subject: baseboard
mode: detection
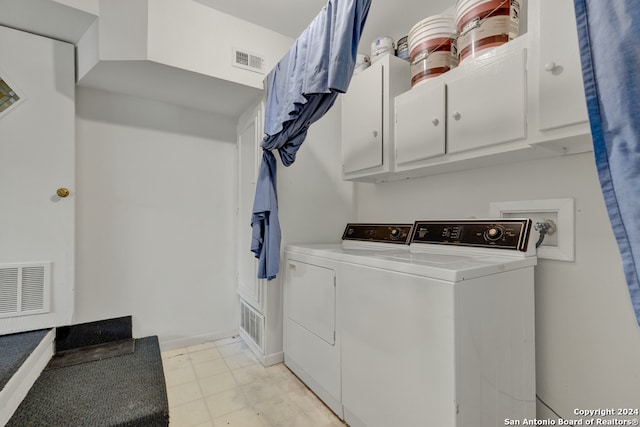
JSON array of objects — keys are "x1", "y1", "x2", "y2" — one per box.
[
  {"x1": 159, "y1": 329, "x2": 239, "y2": 352},
  {"x1": 237, "y1": 330, "x2": 283, "y2": 367},
  {"x1": 0, "y1": 329, "x2": 55, "y2": 426},
  {"x1": 261, "y1": 351, "x2": 284, "y2": 367},
  {"x1": 343, "y1": 407, "x2": 367, "y2": 427}
]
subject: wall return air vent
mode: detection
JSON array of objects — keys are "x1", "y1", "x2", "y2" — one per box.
[
  {"x1": 232, "y1": 48, "x2": 265, "y2": 74},
  {"x1": 239, "y1": 298, "x2": 265, "y2": 353},
  {"x1": 0, "y1": 262, "x2": 51, "y2": 318}
]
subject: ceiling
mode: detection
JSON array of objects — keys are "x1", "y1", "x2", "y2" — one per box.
[
  {"x1": 0, "y1": 0, "x2": 456, "y2": 53},
  {"x1": 0, "y1": 0, "x2": 96, "y2": 44},
  {"x1": 0, "y1": 0, "x2": 458, "y2": 63},
  {"x1": 0, "y1": 0, "x2": 456, "y2": 117},
  {"x1": 195, "y1": 0, "x2": 455, "y2": 52}
]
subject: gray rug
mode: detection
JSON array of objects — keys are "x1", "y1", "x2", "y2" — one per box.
[
  {"x1": 0, "y1": 329, "x2": 49, "y2": 392},
  {"x1": 8, "y1": 336, "x2": 169, "y2": 427}
]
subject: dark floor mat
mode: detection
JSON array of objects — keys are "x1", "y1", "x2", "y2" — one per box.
[
  {"x1": 0, "y1": 329, "x2": 49, "y2": 392},
  {"x1": 8, "y1": 336, "x2": 169, "y2": 427},
  {"x1": 46, "y1": 338, "x2": 135, "y2": 370}
]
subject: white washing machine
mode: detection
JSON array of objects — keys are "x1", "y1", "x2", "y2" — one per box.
[
  {"x1": 339, "y1": 219, "x2": 537, "y2": 427},
  {"x1": 283, "y1": 223, "x2": 413, "y2": 418}
]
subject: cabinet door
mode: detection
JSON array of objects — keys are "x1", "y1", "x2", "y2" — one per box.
[
  {"x1": 395, "y1": 81, "x2": 446, "y2": 167},
  {"x1": 538, "y1": 0, "x2": 588, "y2": 130},
  {"x1": 237, "y1": 104, "x2": 263, "y2": 309},
  {"x1": 342, "y1": 60, "x2": 383, "y2": 174},
  {"x1": 447, "y1": 48, "x2": 527, "y2": 154}
]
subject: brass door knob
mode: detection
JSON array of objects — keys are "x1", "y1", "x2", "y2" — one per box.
[{"x1": 56, "y1": 188, "x2": 70, "y2": 198}]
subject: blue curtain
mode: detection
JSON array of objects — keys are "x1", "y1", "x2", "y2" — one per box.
[
  {"x1": 574, "y1": 0, "x2": 640, "y2": 324},
  {"x1": 251, "y1": 0, "x2": 372, "y2": 280}
]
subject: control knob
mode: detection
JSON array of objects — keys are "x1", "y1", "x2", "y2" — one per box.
[
  {"x1": 484, "y1": 226, "x2": 504, "y2": 242},
  {"x1": 389, "y1": 228, "x2": 402, "y2": 240}
]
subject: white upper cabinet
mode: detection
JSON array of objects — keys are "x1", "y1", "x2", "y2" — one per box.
[
  {"x1": 536, "y1": 0, "x2": 588, "y2": 132},
  {"x1": 342, "y1": 59, "x2": 384, "y2": 175},
  {"x1": 527, "y1": 0, "x2": 592, "y2": 154},
  {"x1": 341, "y1": 54, "x2": 410, "y2": 181},
  {"x1": 341, "y1": 0, "x2": 593, "y2": 182},
  {"x1": 447, "y1": 46, "x2": 527, "y2": 154},
  {"x1": 394, "y1": 80, "x2": 446, "y2": 167},
  {"x1": 393, "y1": 40, "x2": 532, "y2": 176}
]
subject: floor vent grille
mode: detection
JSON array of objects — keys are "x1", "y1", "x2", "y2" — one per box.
[
  {"x1": 239, "y1": 299, "x2": 264, "y2": 353},
  {"x1": 0, "y1": 262, "x2": 50, "y2": 318}
]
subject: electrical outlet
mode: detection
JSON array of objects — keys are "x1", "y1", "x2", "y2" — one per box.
[{"x1": 490, "y1": 199, "x2": 574, "y2": 261}]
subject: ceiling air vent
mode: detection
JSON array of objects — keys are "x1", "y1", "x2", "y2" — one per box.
[{"x1": 233, "y1": 48, "x2": 265, "y2": 74}]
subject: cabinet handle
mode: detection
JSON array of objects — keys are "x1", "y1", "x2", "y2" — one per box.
[
  {"x1": 432, "y1": 118, "x2": 439, "y2": 126},
  {"x1": 372, "y1": 130, "x2": 379, "y2": 138},
  {"x1": 452, "y1": 112, "x2": 461, "y2": 121},
  {"x1": 544, "y1": 62, "x2": 557, "y2": 72}
]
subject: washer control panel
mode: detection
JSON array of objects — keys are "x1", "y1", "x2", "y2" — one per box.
[
  {"x1": 411, "y1": 219, "x2": 532, "y2": 251},
  {"x1": 342, "y1": 223, "x2": 414, "y2": 244}
]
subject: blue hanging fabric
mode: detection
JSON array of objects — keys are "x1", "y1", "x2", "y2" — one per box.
[
  {"x1": 250, "y1": 0, "x2": 372, "y2": 280},
  {"x1": 574, "y1": 0, "x2": 640, "y2": 324}
]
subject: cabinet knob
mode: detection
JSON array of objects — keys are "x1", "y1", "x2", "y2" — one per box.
[
  {"x1": 372, "y1": 130, "x2": 379, "y2": 138},
  {"x1": 544, "y1": 62, "x2": 557, "y2": 72},
  {"x1": 432, "y1": 118, "x2": 439, "y2": 126},
  {"x1": 452, "y1": 112, "x2": 461, "y2": 121}
]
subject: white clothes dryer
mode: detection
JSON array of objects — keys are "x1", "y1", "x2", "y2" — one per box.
[{"x1": 283, "y1": 224, "x2": 413, "y2": 418}]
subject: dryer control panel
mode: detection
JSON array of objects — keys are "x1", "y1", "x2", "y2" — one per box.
[
  {"x1": 411, "y1": 219, "x2": 532, "y2": 251},
  {"x1": 342, "y1": 223, "x2": 413, "y2": 244}
]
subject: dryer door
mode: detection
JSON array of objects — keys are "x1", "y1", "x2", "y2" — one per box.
[
  {"x1": 283, "y1": 255, "x2": 343, "y2": 418},
  {"x1": 286, "y1": 260, "x2": 335, "y2": 345}
]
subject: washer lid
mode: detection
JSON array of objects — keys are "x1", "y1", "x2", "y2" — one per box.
[
  {"x1": 371, "y1": 248, "x2": 537, "y2": 282},
  {"x1": 284, "y1": 243, "x2": 408, "y2": 263}
]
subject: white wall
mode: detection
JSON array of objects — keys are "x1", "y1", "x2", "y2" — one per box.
[
  {"x1": 354, "y1": 152, "x2": 640, "y2": 415},
  {"x1": 53, "y1": 0, "x2": 99, "y2": 16},
  {"x1": 75, "y1": 87, "x2": 239, "y2": 349},
  {"x1": 278, "y1": 102, "x2": 356, "y2": 246},
  {"x1": 147, "y1": 0, "x2": 293, "y2": 89}
]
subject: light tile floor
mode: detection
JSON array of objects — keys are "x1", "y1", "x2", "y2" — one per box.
[{"x1": 162, "y1": 336, "x2": 347, "y2": 427}]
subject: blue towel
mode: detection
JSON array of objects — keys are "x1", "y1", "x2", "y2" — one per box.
[
  {"x1": 251, "y1": 0, "x2": 372, "y2": 280},
  {"x1": 574, "y1": 0, "x2": 640, "y2": 324}
]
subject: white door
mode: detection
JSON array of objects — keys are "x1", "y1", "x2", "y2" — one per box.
[
  {"x1": 237, "y1": 101, "x2": 263, "y2": 310},
  {"x1": 0, "y1": 26, "x2": 75, "y2": 334}
]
